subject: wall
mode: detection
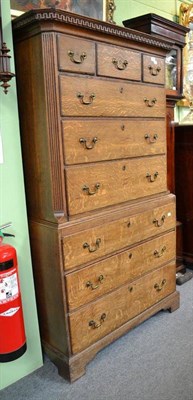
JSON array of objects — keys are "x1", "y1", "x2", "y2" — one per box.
[
  {"x1": 115, "y1": 0, "x2": 193, "y2": 25},
  {"x1": 115, "y1": 0, "x2": 176, "y2": 26},
  {"x1": 0, "y1": 0, "x2": 43, "y2": 390}
]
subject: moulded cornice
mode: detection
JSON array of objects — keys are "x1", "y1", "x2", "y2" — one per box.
[{"x1": 12, "y1": 8, "x2": 173, "y2": 51}]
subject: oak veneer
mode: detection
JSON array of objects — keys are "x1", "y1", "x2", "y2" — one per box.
[
  {"x1": 62, "y1": 200, "x2": 176, "y2": 270},
  {"x1": 66, "y1": 231, "x2": 175, "y2": 310},
  {"x1": 60, "y1": 75, "x2": 166, "y2": 117},
  {"x1": 65, "y1": 155, "x2": 167, "y2": 215},
  {"x1": 62, "y1": 119, "x2": 166, "y2": 164},
  {"x1": 69, "y1": 262, "x2": 176, "y2": 354},
  {"x1": 12, "y1": 9, "x2": 179, "y2": 382}
]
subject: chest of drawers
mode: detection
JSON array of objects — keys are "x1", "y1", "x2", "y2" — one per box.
[{"x1": 13, "y1": 9, "x2": 179, "y2": 382}]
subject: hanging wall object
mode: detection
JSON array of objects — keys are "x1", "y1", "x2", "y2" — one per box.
[
  {"x1": 10, "y1": 0, "x2": 116, "y2": 23},
  {"x1": 0, "y1": 4, "x2": 15, "y2": 94},
  {"x1": 178, "y1": 2, "x2": 193, "y2": 117}
]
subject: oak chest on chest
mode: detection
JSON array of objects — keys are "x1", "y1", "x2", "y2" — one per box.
[{"x1": 13, "y1": 9, "x2": 179, "y2": 382}]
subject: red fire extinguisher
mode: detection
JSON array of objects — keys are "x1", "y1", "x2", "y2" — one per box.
[{"x1": 0, "y1": 222, "x2": 27, "y2": 362}]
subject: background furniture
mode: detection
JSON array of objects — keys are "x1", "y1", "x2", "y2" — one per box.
[
  {"x1": 123, "y1": 13, "x2": 189, "y2": 272},
  {"x1": 13, "y1": 9, "x2": 179, "y2": 382},
  {"x1": 175, "y1": 123, "x2": 193, "y2": 268}
]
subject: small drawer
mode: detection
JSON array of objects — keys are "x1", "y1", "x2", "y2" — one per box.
[
  {"x1": 143, "y1": 55, "x2": 165, "y2": 85},
  {"x1": 69, "y1": 262, "x2": 176, "y2": 353},
  {"x1": 62, "y1": 119, "x2": 166, "y2": 165},
  {"x1": 66, "y1": 231, "x2": 176, "y2": 311},
  {"x1": 62, "y1": 200, "x2": 176, "y2": 270},
  {"x1": 57, "y1": 34, "x2": 95, "y2": 74},
  {"x1": 97, "y1": 43, "x2": 141, "y2": 81},
  {"x1": 65, "y1": 155, "x2": 167, "y2": 215},
  {"x1": 60, "y1": 75, "x2": 166, "y2": 117}
]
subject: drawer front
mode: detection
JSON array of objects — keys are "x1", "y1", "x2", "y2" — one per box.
[
  {"x1": 143, "y1": 55, "x2": 165, "y2": 85},
  {"x1": 97, "y1": 43, "x2": 141, "y2": 81},
  {"x1": 66, "y1": 231, "x2": 176, "y2": 310},
  {"x1": 65, "y1": 155, "x2": 167, "y2": 215},
  {"x1": 62, "y1": 119, "x2": 166, "y2": 165},
  {"x1": 57, "y1": 34, "x2": 95, "y2": 74},
  {"x1": 69, "y1": 263, "x2": 176, "y2": 353},
  {"x1": 62, "y1": 201, "x2": 176, "y2": 270},
  {"x1": 60, "y1": 75, "x2": 166, "y2": 117}
]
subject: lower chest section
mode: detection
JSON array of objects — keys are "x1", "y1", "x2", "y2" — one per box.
[
  {"x1": 68, "y1": 262, "x2": 176, "y2": 354},
  {"x1": 61, "y1": 196, "x2": 176, "y2": 354}
]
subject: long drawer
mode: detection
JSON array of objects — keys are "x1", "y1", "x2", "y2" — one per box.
[
  {"x1": 65, "y1": 155, "x2": 167, "y2": 215},
  {"x1": 69, "y1": 262, "x2": 176, "y2": 353},
  {"x1": 62, "y1": 119, "x2": 166, "y2": 164},
  {"x1": 66, "y1": 231, "x2": 175, "y2": 311},
  {"x1": 62, "y1": 200, "x2": 176, "y2": 270},
  {"x1": 60, "y1": 75, "x2": 166, "y2": 117}
]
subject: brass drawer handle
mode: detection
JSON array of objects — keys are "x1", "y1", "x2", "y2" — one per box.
[
  {"x1": 153, "y1": 215, "x2": 166, "y2": 227},
  {"x1": 154, "y1": 279, "x2": 166, "y2": 292},
  {"x1": 154, "y1": 246, "x2": 166, "y2": 258},
  {"x1": 144, "y1": 133, "x2": 158, "y2": 143},
  {"x1": 146, "y1": 172, "x2": 158, "y2": 182},
  {"x1": 144, "y1": 97, "x2": 157, "y2": 107},
  {"x1": 83, "y1": 238, "x2": 101, "y2": 253},
  {"x1": 82, "y1": 183, "x2": 100, "y2": 196},
  {"x1": 86, "y1": 274, "x2": 104, "y2": 290},
  {"x1": 89, "y1": 313, "x2": 106, "y2": 329},
  {"x1": 68, "y1": 50, "x2": 87, "y2": 64},
  {"x1": 112, "y1": 58, "x2": 128, "y2": 70},
  {"x1": 79, "y1": 137, "x2": 98, "y2": 150},
  {"x1": 77, "y1": 92, "x2": 95, "y2": 105},
  {"x1": 148, "y1": 65, "x2": 161, "y2": 76}
]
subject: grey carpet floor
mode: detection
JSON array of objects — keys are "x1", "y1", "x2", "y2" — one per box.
[{"x1": 1, "y1": 277, "x2": 193, "y2": 400}]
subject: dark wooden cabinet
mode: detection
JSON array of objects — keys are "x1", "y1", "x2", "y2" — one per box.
[{"x1": 175, "y1": 124, "x2": 193, "y2": 267}]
